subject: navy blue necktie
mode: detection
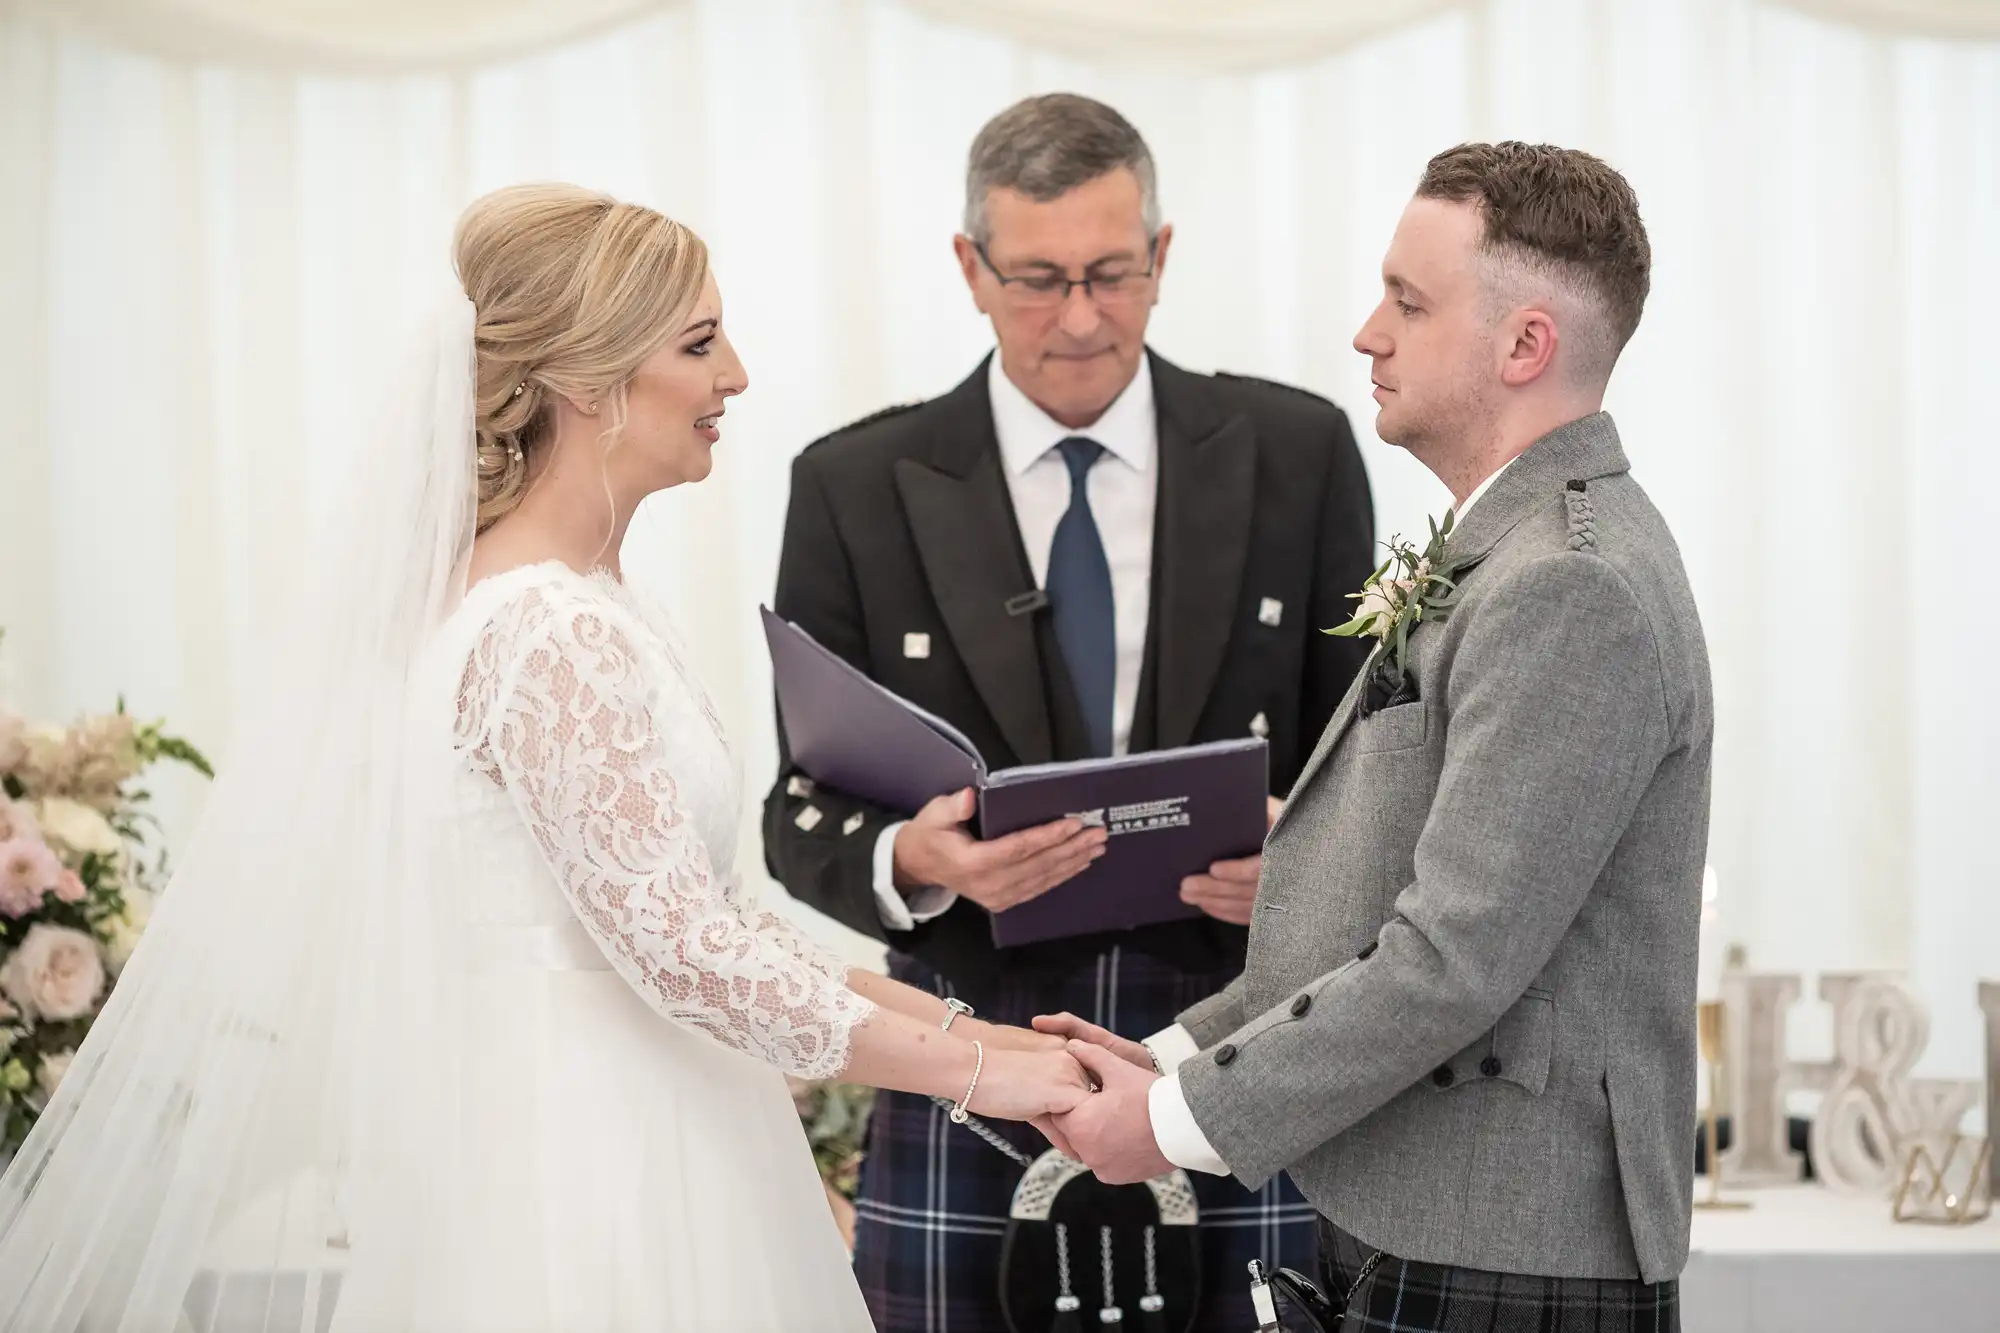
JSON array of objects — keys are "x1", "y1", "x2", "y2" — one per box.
[{"x1": 1047, "y1": 437, "x2": 1115, "y2": 758}]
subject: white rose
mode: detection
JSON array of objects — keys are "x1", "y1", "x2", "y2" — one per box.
[
  {"x1": 102, "y1": 887, "x2": 154, "y2": 973},
  {"x1": 0, "y1": 924, "x2": 107, "y2": 1021},
  {"x1": 33, "y1": 797, "x2": 122, "y2": 859},
  {"x1": 1355, "y1": 587, "x2": 1398, "y2": 637},
  {"x1": 35, "y1": 1050, "x2": 73, "y2": 1099}
]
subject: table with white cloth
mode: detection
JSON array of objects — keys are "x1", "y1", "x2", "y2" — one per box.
[{"x1": 1681, "y1": 1182, "x2": 2000, "y2": 1332}]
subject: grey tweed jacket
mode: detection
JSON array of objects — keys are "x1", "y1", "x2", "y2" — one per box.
[{"x1": 1176, "y1": 413, "x2": 1711, "y2": 1284}]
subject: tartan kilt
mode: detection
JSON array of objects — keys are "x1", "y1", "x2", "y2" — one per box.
[
  {"x1": 852, "y1": 948, "x2": 1318, "y2": 1333},
  {"x1": 1318, "y1": 1219, "x2": 1681, "y2": 1333}
]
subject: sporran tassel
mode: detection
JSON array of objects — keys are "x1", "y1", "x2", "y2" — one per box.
[
  {"x1": 1138, "y1": 1225, "x2": 1167, "y2": 1333},
  {"x1": 1099, "y1": 1224, "x2": 1123, "y2": 1325},
  {"x1": 1051, "y1": 1222, "x2": 1084, "y2": 1333}
]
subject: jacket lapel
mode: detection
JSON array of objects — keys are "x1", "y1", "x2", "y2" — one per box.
[
  {"x1": 1269, "y1": 413, "x2": 1633, "y2": 836},
  {"x1": 1149, "y1": 354, "x2": 1257, "y2": 751},
  {"x1": 1267, "y1": 652, "x2": 1373, "y2": 838},
  {"x1": 894, "y1": 361, "x2": 1053, "y2": 766}
]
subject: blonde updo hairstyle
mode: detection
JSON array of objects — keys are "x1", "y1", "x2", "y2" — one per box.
[{"x1": 453, "y1": 184, "x2": 710, "y2": 531}]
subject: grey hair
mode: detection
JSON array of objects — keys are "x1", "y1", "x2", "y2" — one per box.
[{"x1": 963, "y1": 93, "x2": 1161, "y2": 245}]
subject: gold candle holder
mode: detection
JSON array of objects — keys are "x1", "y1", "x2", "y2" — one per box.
[
  {"x1": 1695, "y1": 999, "x2": 1752, "y2": 1210},
  {"x1": 1893, "y1": 1135, "x2": 1993, "y2": 1226}
]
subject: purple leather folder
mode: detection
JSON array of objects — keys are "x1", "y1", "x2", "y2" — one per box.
[{"x1": 763, "y1": 608, "x2": 1269, "y2": 947}]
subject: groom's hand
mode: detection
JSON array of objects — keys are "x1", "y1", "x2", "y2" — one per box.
[
  {"x1": 1050, "y1": 1041, "x2": 1174, "y2": 1186},
  {"x1": 1179, "y1": 796, "x2": 1282, "y2": 926},
  {"x1": 1031, "y1": 1013, "x2": 1154, "y2": 1072}
]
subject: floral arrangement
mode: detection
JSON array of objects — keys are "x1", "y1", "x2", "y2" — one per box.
[
  {"x1": 0, "y1": 634, "x2": 210, "y2": 1154},
  {"x1": 1326, "y1": 510, "x2": 1465, "y2": 708}
]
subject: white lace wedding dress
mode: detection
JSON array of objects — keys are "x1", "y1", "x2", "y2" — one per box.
[
  {"x1": 0, "y1": 297, "x2": 878, "y2": 1332},
  {"x1": 407, "y1": 559, "x2": 878, "y2": 1330}
]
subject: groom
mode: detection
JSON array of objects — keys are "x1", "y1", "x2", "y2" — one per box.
[{"x1": 1042, "y1": 142, "x2": 1710, "y2": 1331}]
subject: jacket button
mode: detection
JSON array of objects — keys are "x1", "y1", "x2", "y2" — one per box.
[
  {"x1": 1431, "y1": 1065, "x2": 1455, "y2": 1088},
  {"x1": 1480, "y1": 1056, "x2": 1504, "y2": 1078},
  {"x1": 1215, "y1": 1044, "x2": 1238, "y2": 1067},
  {"x1": 1291, "y1": 994, "x2": 1312, "y2": 1018},
  {"x1": 1357, "y1": 942, "x2": 1378, "y2": 961}
]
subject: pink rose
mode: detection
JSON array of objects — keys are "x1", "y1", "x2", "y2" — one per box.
[
  {"x1": 0, "y1": 837, "x2": 62, "y2": 918},
  {"x1": 0, "y1": 924, "x2": 106, "y2": 1021},
  {"x1": 0, "y1": 797, "x2": 38, "y2": 844},
  {"x1": 54, "y1": 869, "x2": 88, "y2": 904}
]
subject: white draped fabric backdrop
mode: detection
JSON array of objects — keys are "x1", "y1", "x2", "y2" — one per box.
[{"x1": 1, "y1": 0, "x2": 1996, "y2": 1083}]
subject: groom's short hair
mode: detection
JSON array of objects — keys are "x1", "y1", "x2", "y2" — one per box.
[{"x1": 1418, "y1": 142, "x2": 1651, "y2": 384}]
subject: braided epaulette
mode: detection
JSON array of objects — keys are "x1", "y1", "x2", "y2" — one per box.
[{"x1": 1564, "y1": 479, "x2": 1598, "y2": 552}]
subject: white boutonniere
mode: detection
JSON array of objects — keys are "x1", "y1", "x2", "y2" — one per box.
[{"x1": 1325, "y1": 510, "x2": 1464, "y2": 704}]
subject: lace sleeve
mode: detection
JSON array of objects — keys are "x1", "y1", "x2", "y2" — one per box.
[
  {"x1": 730, "y1": 888, "x2": 854, "y2": 992},
  {"x1": 461, "y1": 584, "x2": 875, "y2": 1080}
]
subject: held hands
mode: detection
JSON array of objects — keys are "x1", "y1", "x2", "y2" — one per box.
[
  {"x1": 893, "y1": 788, "x2": 1107, "y2": 912},
  {"x1": 1034, "y1": 1041, "x2": 1173, "y2": 1186},
  {"x1": 961, "y1": 1034, "x2": 1169, "y2": 1184},
  {"x1": 960, "y1": 1015, "x2": 1183, "y2": 1186},
  {"x1": 1025, "y1": 1016, "x2": 1175, "y2": 1185},
  {"x1": 1030, "y1": 1013, "x2": 1154, "y2": 1071},
  {"x1": 1177, "y1": 795, "x2": 1283, "y2": 926},
  {"x1": 967, "y1": 1045, "x2": 1095, "y2": 1121}
]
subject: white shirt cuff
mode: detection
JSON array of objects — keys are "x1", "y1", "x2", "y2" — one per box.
[
  {"x1": 1142, "y1": 1024, "x2": 1202, "y2": 1076},
  {"x1": 871, "y1": 822, "x2": 956, "y2": 931},
  {"x1": 1148, "y1": 1069, "x2": 1230, "y2": 1176}
]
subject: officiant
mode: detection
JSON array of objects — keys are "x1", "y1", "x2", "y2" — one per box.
[{"x1": 764, "y1": 93, "x2": 1375, "y2": 1333}]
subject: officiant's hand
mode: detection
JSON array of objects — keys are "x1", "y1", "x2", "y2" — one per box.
[
  {"x1": 1030, "y1": 1013, "x2": 1154, "y2": 1072},
  {"x1": 1179, "y1": 796, "x2": 1282, "y2": 926},
  {"x1": 892, "y1": 788, "x2": 1107, "y2": 912},
  {"x1": 970, "y1": 1047, "x2": 1095, "y2": 1121}
]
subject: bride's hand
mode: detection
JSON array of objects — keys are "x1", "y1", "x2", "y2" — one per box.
[{"x1": 966, "y1": 1047, "x2": 1094, "y2": 1121}]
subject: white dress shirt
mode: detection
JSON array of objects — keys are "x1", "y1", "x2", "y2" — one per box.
[
  {"x1": 1144, "y1": 454, "x2": 1521, "y2": 1176},
  {"x1": 872, "y1": 356, "x2": 1161, "y2": 930}
]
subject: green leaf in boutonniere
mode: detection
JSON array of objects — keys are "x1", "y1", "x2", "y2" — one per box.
[{"x1": 1322, "y1": 508, "x2": 1464, "y2": 702}]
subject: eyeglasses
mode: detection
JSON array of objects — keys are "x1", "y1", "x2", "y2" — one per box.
[{"x1": 973, "y1": 237, "x2": 1159, "y2": 309}]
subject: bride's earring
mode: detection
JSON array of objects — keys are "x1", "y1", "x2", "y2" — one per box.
[{"x1": 508, "y1": 442, "x2": 524, "y2": 464}]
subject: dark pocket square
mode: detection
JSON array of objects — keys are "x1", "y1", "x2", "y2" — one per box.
[{"x1": 1358, "y1": 662, "x2": 1420, "y2": 717}]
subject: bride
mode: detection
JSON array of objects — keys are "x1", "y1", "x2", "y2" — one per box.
[{"x1": 0, "y1": 184, "x2": 1091, "y2": 1331}]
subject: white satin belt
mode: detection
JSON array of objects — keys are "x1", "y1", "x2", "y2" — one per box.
[{"x1": 466, "y1": 919, "x2": 613, "y2": 972}]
